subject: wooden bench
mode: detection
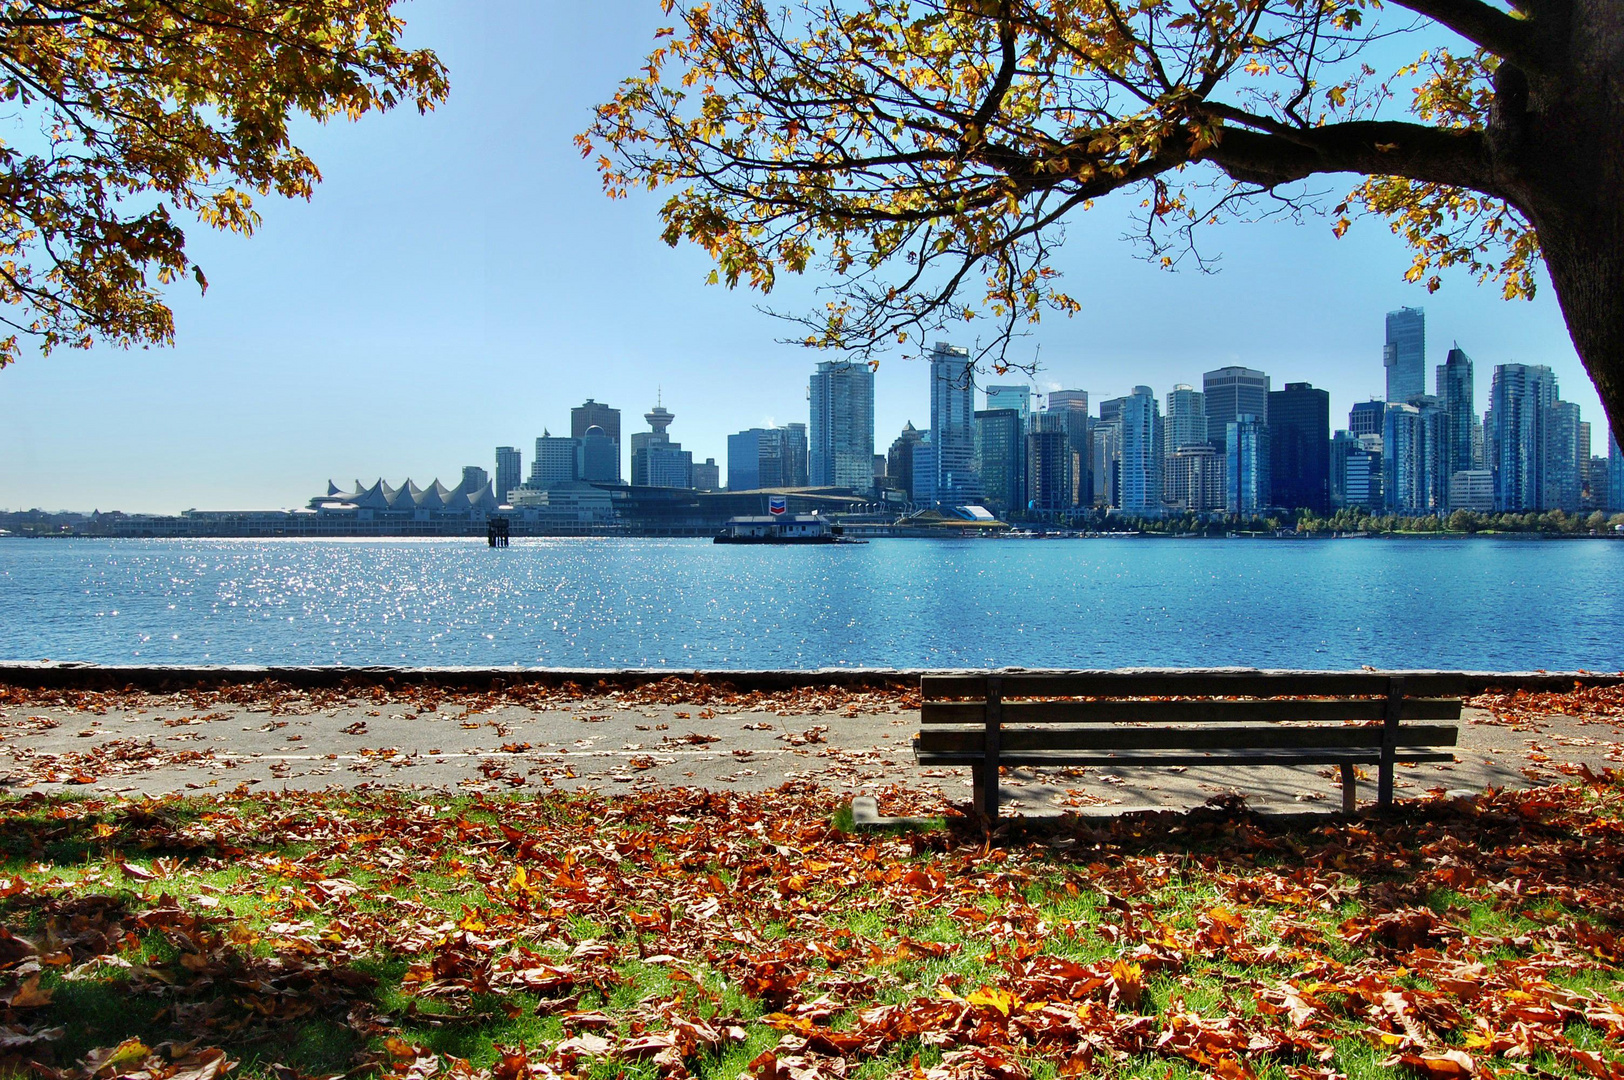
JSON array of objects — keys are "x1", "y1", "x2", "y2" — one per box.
[{"x1": 914, "y1": 672, "x2": 1461, "y2": 819}]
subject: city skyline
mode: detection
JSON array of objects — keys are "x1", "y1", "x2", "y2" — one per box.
[{"x1": 0, "y1": 1, "x2": 1608, "y2": 514}]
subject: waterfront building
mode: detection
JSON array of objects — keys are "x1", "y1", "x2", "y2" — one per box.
[
  {"x1": 975, "y1": 408, "x2": 1025, "y2": 515},
  {"x1": 1436, "y1": 346, "x2": 1476, "y2": 480},
  {"x1": 1203, "y1": 367, "x2": 1270, "y2": 455},
  {"x1": 1266, "y1": 382, "x2": 1330, "y2": 513},
  {"x1": 570, "y1": 400, "x2": 621, "y2": 482},
  {"x1": 1165, "y1": 444, "x2": 1225, "y2": 512},
  {"x1": 1384, "y1": 306, "x2": 1426, "y2": 403},
  {"x1": 579, "y1": 426, "x2": 620, "y2": 484},
  {"x1": 1545, "y1": 400, "x2": 1583, "y2": 512},
  {"x1": 1486, "y1": 363, "x2": 1559, "y2": 511},
  {"x1": 315, "y1": 474, "x2": 500, "y2": 519},
  {"x1": 1026, "y1": 414, "x2": 1075, "y2": 517},
  {"x1": 1225, "y1": 415, "x2": 1270, "y2": 515},
  {"x1": 1587, "y1": 456, "x2": 1609, "y2": 512},
  {"x1": 1448, "y1": 470, "x2": 1496, "y2": 512},
  {"x1": 1331, "y1": 431, "x2": 1383, "y2": 512},
  {"x1": 692, "y1": 458, "x2": 720, "y2": 491},
  {"x1": 929, "y1": 341, "x2": 983, "y2": 504},
  {"x1": 530, "y1": 431, "x2": 579, "y2": 488},
  {"x1": 1092, "y1": 418, "x2": 1122, "y2": 508},
  {"x1": 1349, "y1": 399, "x2": 1386, "y2": 437},
  {"x1": 984, "y1": 384, "x2": 1032, "y2": 420},
  {"x1": 1118, "y1": 386, "x2": 1163, "y2": 516},
  {"x1": 1383, "y1": 398, "x2": 1446, "y2": 515},
  {"x1": 1046, "y1": 391, "x2": 1092, "y2": 505},
  {"x1": 809, "y1": 361, "x2": 875, "y2": 491},
  {"x1": 494, "y1": 446, "x2": 522, "y2": 504}
]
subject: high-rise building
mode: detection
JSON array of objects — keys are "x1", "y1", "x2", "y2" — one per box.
[
  {"x1": 1164, "y1": 385, "x2": 1207, "y2": 453},
  {"x1": 1349, "y1": 399, "x2": 1386, "y2": 437},
  {"x1": 1225, "y1": 416, "x2": 1270, "y2": 515},
  {"x1": 1092, "y1": 419, "x2": 1122, "y2": 508},
  {"x1": 1098, "y1": 396, "x2": 1126, "y2": 424},
  {"x1": 1203, "y1": 367, "x2": 1270, "y2": 451},
  {"x1": 1026, "y1": 417, "x2": 1074, "y2": 517},
  {"x1": 929, "y1": 342, "x2": 982, "y2": 504},
  {"x1": 809, "y1": 361, "x2": 875, "y2": 491},
  {"x1": 1383, "y1": 398, "x2": 1445, "y2": 515},
  {"x1": 494, "y1": 447, "x2": 522, "y2": 504},
  {"x1": 531, "y1": 431, "x2": 579, "y2": 488},
  {"x1": 727, "y1": 428, "x2": 780, "y2": 490},
  {"x1": 461, "y1": 466, "x2": 489, "y2": 492},
  {"x1": 1331, "y1": 431, "x2": 1383, "y2": 511},
  {"x1": 1046, "y1": 391, "x2": 1091, "y2": 505},
  {"x1": 1486, "y1": 363, "x2": 1559, "y2": 511},
  {"x1": 1612, "y1": 432, "x2": 1624, "y2": 512},
  {"x1": 1448, "y1": 470, "x2": 1495, "y2": 512},
  {"x1": 1267, "y1": 382, "x2": 1330, "y2": 514},
  {"x1": 1545, "y1": 400, "x2": 1583, "y2": 512},
  {"x1": 1435, "y1": 346, "x2": 1475, "y2": 481},
  {"x1": 1384, "y1": 307, "x2": 1426, "y2": 403},
  {"x1": 578, "y1": 427, "x2": 619, "y2": 484},
  {"x1": 631, "y1": 397, "x2": 694, "y2": 488},
  {"x1": 975, "y1": 408, "x2": 1025, "y2": 515},
  {"x1": 1165, "y1": 444, "x2": 1225, "y2": 513},
  {"x1": 570, "y1": 400, "x2": 621, "y2": 482},
  {"x1": 1578, "y1": 421, "x2": 1594, "y2": 505},
  {"x1": 1118, "y1": 386, "x2": 1162, "y2": 516},
  {"x1": 886, "y1": 422, "x2": 924, "y2": 503},
  {"x1": 783, "y1": 423, "x2": 810, "y2": 487},
  {"x1": 911, "y1": 437, "x2": 937, "y2": 506},
  {"x1": 984, "y1": 385, "x2": 1032, "y2": 420},
  {"x1": 692, "y1": 458, "x2": 720, "y2": 491}
]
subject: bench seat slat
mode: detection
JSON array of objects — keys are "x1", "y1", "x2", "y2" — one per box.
[
  {"x1": 916, "y1": 723, "x2": 1457, "y2": 755},
  {"x1": 921, "y1": 698, "x2": 1461, "y2": 725},
  {"x1": 923, "y1": 672, "x2": 1406, "y2": 700},
  {"x1": 915, "y1": 749, "x2": 1456, "y2": 767}
]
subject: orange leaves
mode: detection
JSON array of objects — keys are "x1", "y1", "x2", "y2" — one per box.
[{"x1": 1387, "y1": 1048, "x2": 1476, "y2": 1080}]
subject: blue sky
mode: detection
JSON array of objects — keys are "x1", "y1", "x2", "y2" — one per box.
[{"x1": 0, "y1": 1, "x2": 1604, "y2": 513}]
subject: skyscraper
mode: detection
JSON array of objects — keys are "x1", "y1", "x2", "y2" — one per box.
[
  {"x1": 1545, "y1": 400, "x2": 1583, "y2": 512},
  {"x1": 1092, "y1": 419, "x2": 1122, "y2": 508},
  {"x1": 1611, "y1": 432, "x2": 1623, "y2": 512},
  {"x1": 809, "y1": 361, "x2": 876, "y2": 491},
  {"x1": 984, "y1": 385, "x2": 1032, "y2": 420},
  {"x1": 1165, "y1": 445, "x2": 1225, "y2": 512},
  {"x1": 578, "y1": 427, "x2": 619, "y2": 484},
  {"x1": 1203, "y1": 367, "x2": 1270, "y2": 452},
  {"x1": 1384, "y1": 307, "x2": 1426, "y2": 403},
  {"x1": 462, "y1": 466, "x2": 489, "y2": 492},
  {"x1": 1118, "y1": 386, "x2": 1163, "y2": 516},
  {"x1": 1331, "y1": 431, "x2": 1383, "y2": 512},
  {"x1": 630, "y1": 398, "x2": 694, "y2": 489},
  {"x1": 1383, "y1": 399, "x2": 1445, "y2": 515},
  {"x1": 1435, "y1": 346, "x2": 1475, "y2": 481},
  {"x1": 1164, "y1": 384, "x2": 1207, "y2": 453},
  {"x1": 494, "y1": 446, "x2": 522, "y2": 504},
  {"x1": 570, "y1": 400, "x2": 621, "y2": 483},
  {"x1": 1349, "y1": 399, "x2": 1386, "y2": 437},
  {"x1": 1486, "y1": 363, "x2": 1559, "y2": 511},
  {"x1": 929, "y1": 342, "x2": 982, "y2": 504},
  {"x1": 886, "y1": 422, "x2": 924, "y2": 503},
  {"x1": 1026, "y1": 413, "x2": 1076, "y2": 516},
  {"x1": 975, "y1": 408, "x2": 1025, "y2": 515},
  {"x1": 1267, "y1": 382, "x2": 1330, "y2": 514},
  {"x1": 1045, "y1": 391, "x2": 1091, "y2": 506},
  {"x1": 531, "y1": 431, "x2": 579, "y2": 488},
  {"x1": 783, "y1": 422, "x2": 810, "y2": 487},
  {"x1": 692, "y1": 458, "x2": 720, "y2": 491},
  {"x1": 1225, "y1": 416, "x2": 1270, "y2": 515}
]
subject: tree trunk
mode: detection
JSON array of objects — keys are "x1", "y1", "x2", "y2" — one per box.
[{"x1": 1500, "y1": 0, "x2": 1624, "y2": 448}]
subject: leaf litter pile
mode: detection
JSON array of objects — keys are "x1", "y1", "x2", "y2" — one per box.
[{"x1": 1, "y1": 773, "x2": 1624, "y2": 1080}]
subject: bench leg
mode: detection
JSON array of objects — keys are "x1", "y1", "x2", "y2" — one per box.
[
  {"x1": 970, "y1": 765, "x2": 985, "y2": 816},
  {"x1": 1340, "y1": 763, "x2": 1356, "y2": 814}
]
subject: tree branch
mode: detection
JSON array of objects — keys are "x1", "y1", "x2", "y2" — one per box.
[
  {"x1": 1199, "y1": 119, "x2": 1500, "y2": 199},
  {"x1": 1386, "y1": 0, "x2": 1552, "y2": 71}
]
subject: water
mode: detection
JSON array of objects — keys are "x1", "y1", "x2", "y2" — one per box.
[{"x1": 0, "y1": 537, "x2": 1620, "y2": 670}]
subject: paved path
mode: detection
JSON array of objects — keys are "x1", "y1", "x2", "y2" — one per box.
[{"x1": 1, "y1": 688, "x2": 1619, "y2": 812}]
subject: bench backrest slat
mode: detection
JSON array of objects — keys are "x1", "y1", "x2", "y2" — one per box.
[
  {"x1": 916, "y1": 723, "x2": 1458, "y2": 754},
  {"x1": 920, "y1": 698, "x2": 1461, "y2": 725},
  {"x1": 918, "y1": 671, "x2": 1491, "y2": 699}
]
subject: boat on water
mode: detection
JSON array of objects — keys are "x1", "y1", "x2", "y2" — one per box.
[{"x1": 714, "y1": 513, "x2": 861, "y2": 544}]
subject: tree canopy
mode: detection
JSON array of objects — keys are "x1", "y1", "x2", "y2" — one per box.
[
  {"x1": 584, "y1": 0, "x2": 1624, "y2": 443},
  {"x1": 0, "y1": 1, "x2": 447, "y2": 367}
]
